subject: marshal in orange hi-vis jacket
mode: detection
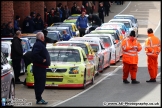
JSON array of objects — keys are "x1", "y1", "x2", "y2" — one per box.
[
  {"x1": 121, "y1": 30, "x2": 142, "y2": 84},
  {"x1": 145, "y1": 28, "x2": 161, "y2": 82}
]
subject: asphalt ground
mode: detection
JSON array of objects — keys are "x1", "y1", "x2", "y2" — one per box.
[{"x1": 14, "y1": 1, "x2": 161, "y2": 107}]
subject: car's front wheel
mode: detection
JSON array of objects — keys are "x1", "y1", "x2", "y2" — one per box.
[{"x1": 9, "y1": 81, "x2": 15, "y2": 100}]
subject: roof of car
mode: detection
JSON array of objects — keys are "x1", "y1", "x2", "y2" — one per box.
[
  {"x1": 21, "y1": 33, "x2": 36, "y2": 37},
  {"x1": 90, "y1": 30, "x2": 117, "y2": 33},
  {"x1": 103, "y1": 22, "x2": 125, "y2": 25},
  {"x1": 1, "y1": 41, "x2": 12, "y2": 44},
  {"x1": 109, "y1": 19, "x2": 132, "y2": 22},
  {"x1": 84, "y1": 34, "x2": 112, "y2": 37},
  {"x1": 48, "y1": 31, "x2": 60, "y2": 33},
  {"x1": 56, "y1": 41, "x2": 89, "y2": 45},
  {"x1": 47, "y1": 27, "x2": 69, "y2": 30},
  {"x1": 46, "y1": 46, "x2": 83, "y2": 50},
  {"x1": 114, "y1": 14, "x2": 134, "y2": 17}
]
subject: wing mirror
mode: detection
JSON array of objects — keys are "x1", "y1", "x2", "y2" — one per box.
[
  {"x1": 93, "y1": 49, "x2": 97, "y2": 52},
  {"x1": 84, "y1": 57, "x2": 87, "y2": 61}
]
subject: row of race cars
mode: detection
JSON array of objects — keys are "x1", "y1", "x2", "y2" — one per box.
[{"x1": 1, "y1": 14, "x2": 139, "y2": 99}]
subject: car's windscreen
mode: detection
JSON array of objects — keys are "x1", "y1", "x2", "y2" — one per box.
[
  {"x1": 111, "y1": 21, "x2": 131, "y2": 28},
  {"x1": 57, "y1": 43, "x2": 88, "y2": 55},
  {"x1": 100, "y1": 37, "x2": 112, "y2": 45},
  {"x1": 68, "y1": 16, "x2": 78, "y2": 19},
  {"x1": 90, "y1": 44, "x2": 99, "y2": 52},
  {"x1": 47, "y1": 32, "x2": 59, "y2": 40},
  {"x1": 48, "y1": 49, "x2": 81, "y2": 62},
  {"x1": 28, "y1": 38, "x2": 36, "y2": 46},
  {"x1": 59, "y1": 25, "x2": 73, "y2": 31},
  {"x1": 1, "y1": 43, "x2": 9, "y2": 54}
]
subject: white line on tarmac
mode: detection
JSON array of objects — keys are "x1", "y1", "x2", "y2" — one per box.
[
  {"x1": 117, "y1": 1, "x2": 131, "y2": 15},
  {"x1": 49, "y1": 2, "x2": 132, "y2": 107}
]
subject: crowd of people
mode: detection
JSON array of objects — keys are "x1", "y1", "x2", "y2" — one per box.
[{"x1": 1, "y1": 1, "x2": 124, "y2": 37}]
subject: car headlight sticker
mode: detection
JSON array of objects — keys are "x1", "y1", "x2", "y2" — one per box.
[{"x1": 69, "y1": 67, "x2": 79, "y2": 74}]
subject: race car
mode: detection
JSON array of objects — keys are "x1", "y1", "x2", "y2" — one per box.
[
  {"x1": 51, "y1": 23, "x2": 80, "y2": 37},
  {"x1": 25, "y1": 46, "x2": 95, "y2": 88},
  {"x1": 101, "y1": 22, "x2": 129, "y2": 37},
  {"x1": 69, "y1": 37, "x2": 111, "y2": 72},
  {"x1": 83, "y1": 34, "x2": 121, "y2": 65},
  {"x1": 56, "y1": 41, "x2": 100, "y2": 75},
  {"x1": 95, "y1": 26, "x2": 125, "y2": 41},
  {"x1": 67, "y1": 14, "x2": 89, "y2": 19},
  {"x1": 113, "y1": 14, "x2": 138, "y2": 36},
  {"x1": 108, "y1": 19, "x2": 138, "y2": 37},
  {"x1": 1, "y1": 41, "x2": 27, "y2": 74},
  {"x1": 90, "y1": 30, "x2": 122, "y2": 57}
]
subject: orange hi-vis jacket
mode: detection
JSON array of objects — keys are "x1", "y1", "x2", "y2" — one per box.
[
  {"x1": 122, "y1": 37, "x2": 142, "y2": 64},
  {"x1": 145, "y1": 33, "x2": 161, "y2": 56}
]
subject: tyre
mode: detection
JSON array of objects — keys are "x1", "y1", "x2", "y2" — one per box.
[
  {"x1": 107, "y1": 53, "x2": 111, "y2": 68},
  {"x1": 82, "y1": 70, "x2": 86, "y2": 89},
  {"x1": 96, "y1": 65, "x2": 100, "y2": 76},
  {"x1": 8, "y1": 81, "x2": 15, "y2": 100},
  {"x1": 113, "y1": 52, "x2": 116, "y2": 65}
]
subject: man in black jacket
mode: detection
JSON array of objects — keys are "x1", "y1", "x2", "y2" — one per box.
[
  {"x1": 88, "y1": 14, "x2": 102, "y2": 26},
  {"x1": 71, "y1": 2, "x2": 77, "y2": 14},
  {"x1": 31, "y1": 32, "x2": 50, "y2": 104},
  {"x1": 98, "y1": 2, "x2": 105, "y2": 23},
  {"x1": 11, "y1": 30, "x2": 23, "y2": 84},
  {"x1": 42, "y1": 29, "x2": 58, "y2": 45},
  {"x1": 88, "y1": 14, "x2": 102, "y2": 33},
  {"x1": 33, "y1": 13, "x2": 44, "y2": 31}
]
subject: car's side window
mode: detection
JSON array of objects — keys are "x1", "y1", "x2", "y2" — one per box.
[
  {"x1": 100, "y1": 41, "x2": 105, "y2": 50},
  {"x1": 1, "y1": 52, "x2": 8, "y2": 65}
]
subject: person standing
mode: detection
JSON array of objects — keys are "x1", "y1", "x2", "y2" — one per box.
[
  {"x1": 42, "y1": 29, "x2": 58, "y2": 44},
  {"x1": 103, "y1": 1, "x2": 111, "y2": 16},
  {"x1": 5, "y1": 21, "x2": 14, "y2": 36},
  {"x1": 121, "y1": 31, "x2": 142, "y2": 84},
  {"x1": 14, "y1": 15, "x2": 21, "y2": 33},
  {"x1": 31, "y1": 32, "x2": 50, "y2": 104},
  {"x1": 98, "y1": 2, "x2": 105, "y2": 23},
  {"x1": 76, "y1": 11, "x2": 88, "y2": 37},
  {"x1": 64, "y1": 6, "x2": 71, "y2": 19},
  {"x1": 11, "y1": 30, "x2": 23, "y2": 84},
  {"x1": 85, "y1": 2, "x2": 91, "y2": 15},
  {"x1": 71, "y1": 2, "x2": 77, "y2": 14},
  {"x1": 145, "y1": 28, "x2": 161, "y2": 82},
  {"x1": 47, "y1": 8, "x2": 55, "y2": 26},
  {"x1": 33, "y1": 13, "x2": 44, "y2": 31}
]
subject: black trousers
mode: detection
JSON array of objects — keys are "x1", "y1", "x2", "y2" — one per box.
[
  {"x1": 79, "y1": 28, "x2": 86, "y2": 37},
  {"x1": 99, "y1": 14, "x2": 104, "y2": 23},
  {"x1": 104, "y1": 7, "x2": 109, "y2": 16},
  {"x1": 12, "y1": 59, "x2": 21, "y2": 81},
  {"x1": 120, "y1": 1, "x2": 123, "y2": 5},
  {"x1": 33, "y1": 65, "x2": 46, "y2": 102}
]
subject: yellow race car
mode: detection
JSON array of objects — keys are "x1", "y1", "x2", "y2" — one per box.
[
  {"x1": 56, "y1": 41, "x2": 100, "y2": 75},
  {"x1": 25, "y1": 46, "x2": 95, "y2": 89}
]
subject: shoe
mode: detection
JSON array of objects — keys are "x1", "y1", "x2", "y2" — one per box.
[
  {"x1": 146, "y1": 79, "x2": 156, "y2": 82},
  {"x1": 131, "y1": 79, "x2": 140, "y2": 84},
  {"x1": 36, "y1": 99, "x2": 48, "y2": 104},
  {"x1": 15, "y1": 81, "x2": 24, "y2": 84},
  {"x1": 123, "y1": 79, "x2": 130, "y2": 84}
]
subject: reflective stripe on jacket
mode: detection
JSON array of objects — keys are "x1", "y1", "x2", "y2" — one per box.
[
  {"x1": 145, "y1": 33, "x2": 161, "y2": 56},
  {"x1": 121, "y1": 37, "x2": 142, "y2": 64}
]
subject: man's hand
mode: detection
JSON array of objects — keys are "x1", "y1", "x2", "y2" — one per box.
[{"x1": 43, "y1": 59, "x2": 46, "y2": 62}]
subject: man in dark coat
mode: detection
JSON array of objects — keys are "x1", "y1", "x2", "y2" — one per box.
[
  {"x1": 71, "y1": 2, "x2": 77, "y2": 14},
  {"x1": 31, "y1": 32, "x2": 50, "y2": 104},
  {"x1": 5, "y1": 22, "x2": 14, "y2": 37},
  {"x1": 98, "y1": 2, "x2": 105, "y2": 23},
  {"x1": 88, "y1": 14, "x2": 102, "y2": 26},
  {"x1": 33, "y1": 13, "x2": 44, "y2": 31},
  {"x1": 23, "y1": 16, "x2": 35, "y2": 33},
  {"x1": 42, "y1": 29, "x2": 58, "y2": 45},
  {"x1": 11, "y1": 30, "x2": 23, "y2": 84}
]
